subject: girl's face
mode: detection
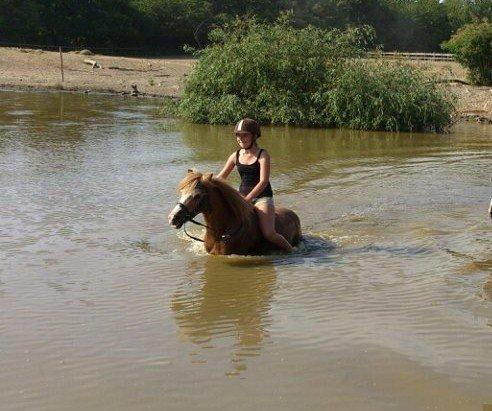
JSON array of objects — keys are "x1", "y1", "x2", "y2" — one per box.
[{"x1": 235, "y1": 132, "x2": 254, "y2": 149}]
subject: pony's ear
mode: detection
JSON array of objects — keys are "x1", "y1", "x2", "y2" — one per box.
[
  {"x1": 202, "y1": 173, "x2": 213, "y2": 182},
  {"x1": 187, "y1": 168, "x2": 195, "y2": 174}
]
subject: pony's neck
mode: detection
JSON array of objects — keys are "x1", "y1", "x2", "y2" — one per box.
[
  {"x1": 203, "y1": 209, "x2": 232, "y2": 239},
  {"x1": 203, "y1": 194, "x2": 239, "y2": 237},
  {"x1": 202, "y1": 181, "x2": 252, "y2": 241}
]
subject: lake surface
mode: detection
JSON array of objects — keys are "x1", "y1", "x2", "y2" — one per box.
[{"x1": 1, "y1": 90, "x2": 491, "y2": 410}]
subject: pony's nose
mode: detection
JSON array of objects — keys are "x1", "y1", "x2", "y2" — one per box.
[
  {"x1": 168, "y1": 209, "x2": 184, "y2": 229},
  {"x1": 168, "y1": 203, "x2": 181, "y2": 226},
  {"x1": 168, "y1": 212, "x2": 179, "y2": 227}
]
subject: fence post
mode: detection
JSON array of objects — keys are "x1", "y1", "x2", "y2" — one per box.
[{"x1": 59, "y1": 46, "x2": 64, "y2": 82}]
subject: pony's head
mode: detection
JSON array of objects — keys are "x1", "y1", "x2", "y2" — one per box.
[
  {"x1": 168, "y1": 169, "x2": 253, "y2": 230},
  {"x1": 168, "y1": 170, "x2": 212, "y2": 229}
]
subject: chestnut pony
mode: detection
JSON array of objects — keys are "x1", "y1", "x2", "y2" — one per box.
[{"x1": 169, "y1": 170, "x2": 301, "y2": 255}]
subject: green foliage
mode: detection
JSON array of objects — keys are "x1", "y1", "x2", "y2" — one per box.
[
  {"x1": 442, "y1": 22, "x2": 492, "y2": 85},
  {"x1": 131, "y1": 0, "x2": 213, "y2": 49},
  {"x1": 394, "y1": 0, "x2": 452, "y2": 52},
  {"x1": 158, "y1": 96, "x2": 180, "y2": 118},
  {"x1": 0, "y1": 0, "x2": 43, "y2": 43},
  {"x1": 176, "y1": 16, "x2": 454, "y2": 132},
  {"x1": 325, "y1": 59, "x2": 455, "y2": 132},
  {"x1": 443, "y1": 0, "x2": 473, "y2": 32},
  {"x1": 177, "y1": 14, "x2": 368, "y2": 126},
  {"x1": 0, "y1": 0, "x2": 143, "y2": 47},
  {"x1": 0, "y1": 0, "x2": 489, "y2": 53}
]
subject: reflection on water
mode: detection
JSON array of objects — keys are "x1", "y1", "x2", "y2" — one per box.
[
  {"x1": 1, "y1": 90, "x2": 491, "y2": 411},
  {"x1": 180, "y1": 121, "x2": 458, "y2": 174},
  {"x1": 172, "y1": 257, "x2": 276, "y2": 376}
]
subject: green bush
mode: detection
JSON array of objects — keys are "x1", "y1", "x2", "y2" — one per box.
[
  {"x1": 442, "y1": 22, "x2": 492, "y2": 86},
  {"x1": 325, "y1": 59, "x2": 455, "y2": 132},
  {"x1": 174, "y1": 14, "x2": 454, "y2": 132}
]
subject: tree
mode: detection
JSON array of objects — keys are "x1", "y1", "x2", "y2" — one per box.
[
  {"x1": 442, "y1": 22, "x2": 492, "y2": 85},
  {"x1": 0, "y1": 0, "x2": 43, "y2": 43}
]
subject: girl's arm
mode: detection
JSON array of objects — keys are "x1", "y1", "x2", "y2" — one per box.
[
  {"x1": 216, "y1": 152, "x2": 236, "y2": 180},
  {"x1": 244, "y1": 150, "x2": 270, "y2": 202}
]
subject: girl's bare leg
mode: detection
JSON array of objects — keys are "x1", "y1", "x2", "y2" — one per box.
[{"x1": 255, "y1": 202, "x2": 293, "y2": 252}]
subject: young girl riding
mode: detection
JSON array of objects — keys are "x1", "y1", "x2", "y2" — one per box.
[{"x1": 217, "y1": 118, "x2": 293, "y2": 252}]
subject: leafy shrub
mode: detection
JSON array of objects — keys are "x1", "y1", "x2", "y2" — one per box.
[
  {"x1": 175, "y1": 13, "x2": 454, "y2": 132},
  {"x1": 177, "y1": 13, "x2": 367, "y2": 125},
  {"x1": 325, "y1": 59, "x2": 455, "y2": 132},
  {"x1": 442, "y1": 22, "x2": 492, "y2": 86}
]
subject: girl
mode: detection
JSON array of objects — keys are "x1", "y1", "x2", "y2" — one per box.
[{"x1": 217, "y1": 118, "x2": 293, "y2": 252}]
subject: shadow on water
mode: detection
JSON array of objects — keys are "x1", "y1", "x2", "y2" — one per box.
[{"x1": 171, "y1": 256, "x2": 277, "y2": 376}]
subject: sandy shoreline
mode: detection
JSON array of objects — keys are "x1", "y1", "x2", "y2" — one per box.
[
  {"x1": 1, "y1": 47, "x2": 490, "y2": 123},
  {"x1": 0, "y1": 47, "x2": 194, "y2": 98}
]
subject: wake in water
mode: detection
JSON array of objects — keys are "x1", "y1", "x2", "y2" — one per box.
[
  {"x1": 132, "y1": 224, "x2": 339, "y2": 264},
  {"x1": 172, "y1": 228, "x2": 339, "y2": 267},
  {"x1": 296, "y1": 234, "x2": 337, "y2": 255}
]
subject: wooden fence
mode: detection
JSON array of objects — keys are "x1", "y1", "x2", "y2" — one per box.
[{"x1": 370, "y1": 52, "x2": 455, "y2": 62}]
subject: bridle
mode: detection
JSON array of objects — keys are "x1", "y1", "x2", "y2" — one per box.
[
  {"x1": 176, "y1": 202, "x2": 214, "y2": 243},
  {"x1": 175, "y1": 201, "x2": 241, "y2": 244}
]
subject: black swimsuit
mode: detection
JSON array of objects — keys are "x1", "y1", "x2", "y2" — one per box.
[{"x1": 236, "y1": 149, "x2": 273, "y2": 198}]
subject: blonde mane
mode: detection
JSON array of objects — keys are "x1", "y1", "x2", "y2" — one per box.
[{"x1": 179, "y1": 171, "x2": 254, "y2": 229}]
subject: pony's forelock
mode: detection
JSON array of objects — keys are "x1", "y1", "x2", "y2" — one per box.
[{"x1": 178, "y1": 171, "x2": 202, "y2": 195}]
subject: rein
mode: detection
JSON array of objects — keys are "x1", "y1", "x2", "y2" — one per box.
[
  {"x1": 177, "y1": 202, "x2": 214, "y2": 243},
  {"x1": 184, "y1": 220, "x2": 213, "y2": 243},
  {"x1": 177, "y1": 202, "x2": 241, "y2": 244}
]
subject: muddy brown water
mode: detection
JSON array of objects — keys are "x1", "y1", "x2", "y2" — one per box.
[{"x1": 1, "y1": 90, "x2": 491, "y2": 411}]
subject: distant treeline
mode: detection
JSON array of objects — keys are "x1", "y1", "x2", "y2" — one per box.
[{"x1": 0, "y1": 0, "x2": 490, "y2": 53}]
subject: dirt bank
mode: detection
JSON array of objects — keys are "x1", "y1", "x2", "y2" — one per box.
[
  {"x1": 0, "y1": 47, "x2": 490, "y2": 123},
  {"x1": 0, "y1": 47, "x2": 195, "y2": 98},
  {"x1": 411, "y1": 60, "x2": 491, "y2": 123}
]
